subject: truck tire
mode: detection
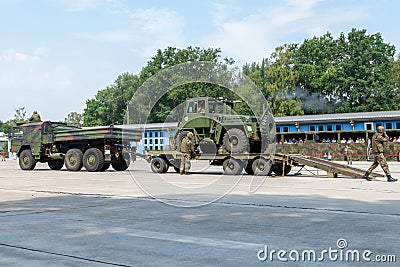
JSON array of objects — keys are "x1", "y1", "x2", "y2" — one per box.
[
  {"x1": 83, "y1": 148, "x2": 104, "y2": 172},
  {"x1": 252, "y1": 157, "x2": 272, "y2": 176},
  {"x1": 112, "y1": 153, "x2": 130, "y2": 171},
  {"x1": 19, "y1": 149, "x2": 36, "y2": 170},
  {"x1": 48, "y1": 160, "x2": 64, "y2": 170},
  {"x1": 223, "y1": 158, "x2": 243, "y2": 175},
  {"x1": 259, "y1": 113, "x2": 275, "y2": 153},
  {"x1": 65, "y1": 149, "x2": 83, "y2": 171},
  {"x1": 151, "y1": 157, "x2": 168, "y2": 173},
  {"x1": 223, "y1": 128, "x2": 249, "y2": 153}
]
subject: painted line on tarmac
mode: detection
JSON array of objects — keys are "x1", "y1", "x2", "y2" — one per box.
[{"x1": 109, "y1": 228, "x2": 262, "y2": 251}]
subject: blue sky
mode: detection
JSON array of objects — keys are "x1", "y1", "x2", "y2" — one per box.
[{"x1": 0, "y1": 0, "x2": 399, "y2": 122}]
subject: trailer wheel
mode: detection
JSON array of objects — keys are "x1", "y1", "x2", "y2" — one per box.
[
  {"x1": 112, "y1": 153, "x2": 130, "y2": 171},
  {"x1": 272, "y1": 164, "x2": 292, "y2": 176},
  {"x1": 65, "y1": 149, "x2": 83, "y2": 171},
  {"x1": 223, "y1": 158, "x2": 243, "y2": 175},
  {"x1": 223, "y1": 128, "x2": 249, "y2": 153},
  {"x1": 19, "y1": 149, "x2": 36, "y2": 170},
  {"x1": 99, "y1": 163, "x2": 110, "y2": 171},
  {"x1": 151, "y1": 157, "x2": 168, "y2": 173},
  {"x1": 83, "y1": 148, "x2": 104, "y2": 172},
  {"x1": 48, "y1": 160, "x2": 64, "y2": 170},
  {"x1": 252, "y1": 157, "x2": 272, "y2": 176}
]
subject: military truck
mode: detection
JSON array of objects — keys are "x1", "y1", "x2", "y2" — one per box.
[
  {"x1": 148, "y1": 97, "x2": 277, "y2": 175},
  {"x1": 11, "y1": 121, "x2": 141, "y2": 172},
  {"x1": 173, "y1": 97, "x2": 273, "y2": 154}
]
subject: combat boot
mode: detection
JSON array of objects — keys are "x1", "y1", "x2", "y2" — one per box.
[
  {"x1": 387, "y1": 175, "x2": 398, "y2": 182},
  {"x1": 363, "y1": 172, "x2": 372, "y2": 181}
]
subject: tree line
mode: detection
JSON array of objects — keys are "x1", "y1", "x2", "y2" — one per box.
[{"x1": 1, "y1": 28, "x2": 399, "y2": 132}]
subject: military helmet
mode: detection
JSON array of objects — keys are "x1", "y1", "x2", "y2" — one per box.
[
  {"x1": 187, "y1": 132, "x2": 194, "y2": 138},
  {"x1": 377, "y1": 126, "x2": 385, "y2": 133}
]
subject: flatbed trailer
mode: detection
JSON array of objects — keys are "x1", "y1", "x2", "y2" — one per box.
[{"x1": 147, "y1": 150, "x2": 383, "y2": 179}]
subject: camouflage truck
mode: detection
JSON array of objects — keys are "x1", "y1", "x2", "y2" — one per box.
[{"x1": 11, "y1": 121, "x2": 141, "y2": 172}]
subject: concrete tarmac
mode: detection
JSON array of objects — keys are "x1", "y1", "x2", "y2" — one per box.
[{"x1": 0, "y1": 159, "x2": 399, "y2": 266}]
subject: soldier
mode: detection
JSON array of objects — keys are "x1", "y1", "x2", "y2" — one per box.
[
  {"x1": 180, "y1": 132, "x2": 194, "y2": 175},
  {"x1": 363, "y1": 126, "x2": 397, "y2": 182},
  {"x1": 345, "y1": 144, "x2": 352, "y2": 165},
  {"x1": 29, "y1": 111, "x2": 41, "y2": 122}
]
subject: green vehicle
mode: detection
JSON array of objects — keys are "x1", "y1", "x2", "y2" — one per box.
[
  {"x1": 147, "y1": 97, "x2": 276, "y2": 176},
  {"x1": 11, "y1": 121, "x2": 141, "y2": 172},
  {"x1": 173, "y1": 97, "x2": 274, "y2": 154}
]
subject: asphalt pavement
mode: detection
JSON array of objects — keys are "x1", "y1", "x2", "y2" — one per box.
[{"x1": 0, "y1": 159, "x2": 399, "y2": 266}]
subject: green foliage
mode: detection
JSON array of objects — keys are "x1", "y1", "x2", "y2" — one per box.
[
  {"x1": 83, "y1": 73, "x2": 140, "y2": 126},
  {"x1": 64, "y1": 112, "x2": 83, "y2": 127},
  {"x1": 83, "y1": 29, "x2": 398, "y2": 124},
  {"x1": 0, "y1": 120, "x2": 13, "y2": 134}
]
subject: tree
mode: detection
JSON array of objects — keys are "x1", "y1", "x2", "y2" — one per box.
[
  {"x1": 64, "y1": 112, "x2": 83, "y2": 127},
  {"x1": 390, "y1": 54, "x2": 400, "y2": 90},
  {"x1": 294, "y1": 29, "x2": 396, "y2": 113},
  {"x1": 83, "y1": 73, "x2": 141, "y2": 126}
]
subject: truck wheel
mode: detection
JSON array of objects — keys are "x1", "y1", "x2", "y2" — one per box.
[
  {"x1": 223, "y1": 128, "x2": 249, "y2": 153},
  {"x1": 151, "y1": 157, "x2": 168, "y2": 173},
  {"x1": 252, "y1": 157, "x2": 272, "y2": 176},
  {"x1": 48, "y1": 160, "x2": 64, "y2": 170},
  {"x1": 272, "y1": 164, "x2": 292, "y2": 176},
  {"x1": 65, "y1": 149, "x2": 83, "y2": 171},
  {"x1": 19, "y1": 149, "x2": 36, "y2": 170},
  {"x1": 245, "y1": 161, "x2": 254, "y2": 175},
  {"x1": 83, "y1": 148, "x2": 104, "y2": 172},
  {"x1": 223, "y1": 158, "x2": 243, "y2": 175},
  {"x1": 99, "y1": 163, "x2": 110, "y2": 171},
  {"x1": 112, "y1": 153, "x2": 130, "y2": 171}
]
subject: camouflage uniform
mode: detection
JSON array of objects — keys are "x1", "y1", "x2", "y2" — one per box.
[
  {"x1": 345, "y1": 145, "x2": 352, "y2": 165},
  {"x1": 180, "y1": 132, "x2": 194, "y2": 174},
  {"x1": 364, "y1": 126, "x2": 397, "y2": 182},
  {"x1": 29, "y1": 111, "x2": 41, "y2": 122}
]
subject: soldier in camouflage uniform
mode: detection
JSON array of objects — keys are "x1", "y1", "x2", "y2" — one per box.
[
  {"x1": 29, "y1": 111, "x2": 41, "y2": 122},
  {"x1": 345, "y1": 144, "x2": 352, "y2": 165},
  {"x1": 363, "y1": 126, "x2": 397, "y2": 182},
  {"x1": 180, "y1": 132, "x2": 194, "y2": 175}
]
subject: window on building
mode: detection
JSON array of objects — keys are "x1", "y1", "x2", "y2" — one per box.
[
  {"x1": 283, "y1": 126, "x2": 289, "y2": 132},
  {"x1": 155, "y1": 132, "x2": 158, "y2": 138},
  {"x1": 160, "y1": 139, "x2": 164, "y2": 144},
  {"x1": 365, "y1": 123, "x2": 373, "y2": 131},
  {"x1": 155, "y1": 146, "x2": 159, "y2": 150},
  {"x1": 144, "y1": 139, "x2": 147, "y2": 145},
  {"x1": 386, "y1": 122, "x2": 392, "y2": 130},
  {"x1": 149, "y1": 139, "x2": 153, "y2": 144},
  {"x1": 276, "y1": 127, "x2": 281, "y2": 133},
  {"x1": 327, "y1": 125, "x2": 333, "y2": 131},
  {"x1": 335, "y1": 125, "x2": 341, "y2": 131},
  {"x1": 155, "y1": 139, "x2": 158, "y2": 144},
  {"x1": 318, "y1": 125, "x2": 324, "y2": 131},
  {"x1": 396, "y1": 123, "x2": 400, "y2": 129},
  {"x1": 310, "y1": 125, "x2": 316, "y2": 131},
  {"x1": 144, "y1": 132, "x2": 148, "y2": 138},
  {"x1": 160, "y1": 132, "x2": 164, "y2": 137},
  {"x1": 149, "y1": 132, "x2": 152, "y2": 138}
]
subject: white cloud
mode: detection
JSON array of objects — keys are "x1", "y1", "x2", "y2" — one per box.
[{"x1": 203, "y1": 1, "x2": 368, "y2": 64}]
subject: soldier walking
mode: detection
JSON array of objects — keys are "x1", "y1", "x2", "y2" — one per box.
[
  {"x1": 180, "y1": 132, "x2": 194, "y2": 175},
  {"x1": 363, "y1": 126, "x2": 397, "y2": 182}
]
